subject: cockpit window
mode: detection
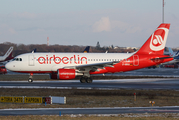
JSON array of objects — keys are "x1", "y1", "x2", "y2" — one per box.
[{"x1": 13, "y1": 58, "x2": 22, "y2": 61}]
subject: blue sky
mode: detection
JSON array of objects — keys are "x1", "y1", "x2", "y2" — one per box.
[{"x1": 0, "y1": 0, "x2": 179, "y2": 47}]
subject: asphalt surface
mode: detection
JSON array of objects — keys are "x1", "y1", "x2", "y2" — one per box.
[
  {"x1": 3, "y1": 68, "x2": 179, "y2": 90},
  {"x1": 1, "y1": 68, "x2": 179, "y2": 116},
  {"x1": 0, "y1": 78, "x2": 179, "y2": 90},
  {"x1": 1, "y1": 106, "x2": 179, "y2": 116}
]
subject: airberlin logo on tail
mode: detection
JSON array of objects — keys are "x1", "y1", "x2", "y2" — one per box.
[{"x1": 150, "y1": 27, "x2": 169, "y2": 51}]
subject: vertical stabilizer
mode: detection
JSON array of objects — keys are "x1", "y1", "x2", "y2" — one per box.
[
  {"x1": 168, "y1": 47, "x2": 174, "y2": 57},
  {"x1": 136, "y1": 24, "x2": 170, "y2": 55},
  {"x1": 4, "y1": 47, "x2": 14, "y2": 61}
]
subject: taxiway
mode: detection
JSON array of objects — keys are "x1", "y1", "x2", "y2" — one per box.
[{"x1": 0, "y1": 78, "x2": 179, "y2": 90}]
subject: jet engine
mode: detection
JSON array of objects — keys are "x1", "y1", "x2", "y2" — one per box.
[{"x1": 50, "y1": 69, "x2": 79, "y2": 80}]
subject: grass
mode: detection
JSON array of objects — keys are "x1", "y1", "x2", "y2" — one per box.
[
  {"x1": 0, "y1": 114, "x2": 178, "y2": 120},
  {"x1": 0, "y1": 75, "x2": 179, "y2": 119},
  {"x1": 0, "y1": 88, "x2": 179, "y2": 109}
]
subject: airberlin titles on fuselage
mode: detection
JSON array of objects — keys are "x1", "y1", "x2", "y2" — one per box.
[{"x1": 38, "y1": 55, "x2": 87, "y2": 64}]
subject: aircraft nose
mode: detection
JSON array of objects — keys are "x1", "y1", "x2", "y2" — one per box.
[{"x1": 5, "y1": 62, "x2": 14, "y2": 71}]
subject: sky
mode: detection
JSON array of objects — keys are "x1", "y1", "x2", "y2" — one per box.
[{"x1": 0, "y1": 0, "x2": 179, "y2": 48}]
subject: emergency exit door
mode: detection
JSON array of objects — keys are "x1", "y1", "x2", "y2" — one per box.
[{"x1": 133, "y1": 55, "x2": 139, "y2": 66}]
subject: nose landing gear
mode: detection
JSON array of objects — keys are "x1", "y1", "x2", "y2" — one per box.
[{"x1": 28, "y1": 73, "x2": 33, "y2": 83}]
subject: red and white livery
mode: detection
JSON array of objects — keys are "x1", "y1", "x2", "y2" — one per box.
[{"x1": 5, "y1": 24, "x2": 173, "y2": 83}]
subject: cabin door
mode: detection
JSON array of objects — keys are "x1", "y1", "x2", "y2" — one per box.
[{"x1": 29, "y1": 55, "x2": 35, "y2": 66}]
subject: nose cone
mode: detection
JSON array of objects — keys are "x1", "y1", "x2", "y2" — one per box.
[{"x1": 5, "y1": 62, "x2": 14, "y2": 71}]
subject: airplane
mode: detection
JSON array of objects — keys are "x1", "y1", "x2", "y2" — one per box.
[
  {"x1": 0, "y1": 46, "x2": 14, "y2": 62},
  {"x1": 5, "y1": 23, "x2": 173, "y2": 83},
  {"x1": 162, "y1": 47, "x2": 179, "y2": 65},
  {"x1": 148, "y1": 47, "x2": 177, "y2": 68},
  {"x1": 31, "y1": 48, "x2": 37, "y2": 53},
  {"x1": 168, "y1": 47, "x2": 175, "y2": 57},
  {"x1": 0, "y1": 66, "x2": 7, "y2": 74},
  {"x1": 0, "y1": 46, "x2": 14, "y2": 75},
  {"x1": 83, "y1": 46, "x2": 90, "y2": 53}
]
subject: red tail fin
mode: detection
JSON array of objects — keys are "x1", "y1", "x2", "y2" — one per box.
[{"x1": 136, "y1": 23, "x2": 170, "y2": 55}]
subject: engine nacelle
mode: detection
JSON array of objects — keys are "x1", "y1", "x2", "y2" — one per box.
[
  {"x1": 50, "y1": 69, "x2": 83, "y2": 80},
  {"x1": 57, "y1": 69, "x2": 76, "y2": 80}
]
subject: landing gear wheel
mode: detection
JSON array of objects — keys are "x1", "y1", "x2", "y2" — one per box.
[
  {"x1": 86, "y1": 77, "x2": 93, "y2": 83},
  {"x1": 80, "y1": 77, "x2": 86, "y2": 83},
  {"x1": 28, "y1": 78, "x2": 33, "y2": 83}
]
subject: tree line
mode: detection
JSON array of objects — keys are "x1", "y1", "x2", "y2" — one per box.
[{"x1": 0, "y1": 42, "x2": 136, "y2": 57}]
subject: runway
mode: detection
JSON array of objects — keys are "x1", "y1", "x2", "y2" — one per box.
[
  {"x1": 1, "y1": 78, "x2": 179, "y2": 90},
  {"x1": 1, "y1": 106, "x2": 179, "y2": 116}
]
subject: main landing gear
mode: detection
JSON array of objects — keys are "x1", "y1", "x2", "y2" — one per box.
[
  {"x1": 28, "y1": 73, "x2": 33, "y2": 83},
  {"x1": 80, "y1": 77, "x2": 93, "y2": 83}
]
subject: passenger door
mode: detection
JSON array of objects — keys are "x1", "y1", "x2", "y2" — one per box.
[{"x1": 29, "y1": 55, "x2": 34, "y2": 66}]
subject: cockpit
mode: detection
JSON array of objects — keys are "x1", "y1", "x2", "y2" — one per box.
[{"x1": 12, "y1": 58, "x2": 22, "y2": 61}]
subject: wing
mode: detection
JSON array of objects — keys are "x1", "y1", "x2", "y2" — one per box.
[{"x1": 64, "y1": 61, "x2": 119, "y2": 73}]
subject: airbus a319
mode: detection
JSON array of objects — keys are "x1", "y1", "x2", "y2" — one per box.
[{"x1": 5, "y1": 24, "x2": 173, "y2": 83}]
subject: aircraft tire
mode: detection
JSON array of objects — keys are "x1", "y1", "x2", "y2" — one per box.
[
  {"x1": 80, "y1": 77, "x2": 86, "y2": 83},
  {"x1": 86, "y1": 77, "x2": 93, "y2": 83},
  {"x1": 28, "y1": 78, "x2": 33, "y2": 83}
]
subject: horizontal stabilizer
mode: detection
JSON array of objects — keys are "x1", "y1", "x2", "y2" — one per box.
[{"x1": 150, "y1": 57, "x2": 173, "y2": 61}]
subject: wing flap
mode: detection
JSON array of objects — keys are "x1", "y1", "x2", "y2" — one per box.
[{"x1": 63, "y1": 61, "x2": 119, "y2": 72}]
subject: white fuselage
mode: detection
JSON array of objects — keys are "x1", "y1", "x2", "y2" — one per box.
[{"x1": 5, "y1": 52, "x2": 134, "y2": 72}]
